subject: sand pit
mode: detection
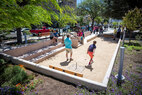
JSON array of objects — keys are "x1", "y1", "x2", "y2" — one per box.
[{"x1": 39, "y1": 37, "x2": 118, "y2": 83}]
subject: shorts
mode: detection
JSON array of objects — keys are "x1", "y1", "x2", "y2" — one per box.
[
  {"x1": 66, "y1": 48, "x2": 72, "y2": 53},
  {"x1": 88, "y1": 51, "x2": 93, "y2": 58}
]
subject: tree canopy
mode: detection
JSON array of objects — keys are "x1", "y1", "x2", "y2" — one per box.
[
  {"x1": 123, "y1": 8, "x2": 142, "y2": 31},
  {"x1": 57, "y1": 5, "x2": 77, "y2": 28},
  {"x1": 0, "y1": 0, "x2": 61, "y2": 31},
  {"x1": 103, "y1": 0, "x2": 142, "y2": 19},
  {"x1": 77, "y1": 0, "x2": 102, "y2": 30}
]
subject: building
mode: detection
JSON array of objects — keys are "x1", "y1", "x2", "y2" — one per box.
[{"x1": 57, "y1": 0, "x2": 77, "y2": 8}]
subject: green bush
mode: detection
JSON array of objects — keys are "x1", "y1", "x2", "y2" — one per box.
[
  {"x1": 124, "y1": 41, "x2": 142, "y2": 51},
  {"x1": 0, "y1": 59, "x2": 6, "y2": 65},
  {"x1": 0, "y1": 65, "x2": 28, "y2": 87},
  {"x1": 133, "y1": 46, "x2": 142, "y2": 51}
]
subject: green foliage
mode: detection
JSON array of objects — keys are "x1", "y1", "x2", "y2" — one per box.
[
  {"x1": 77, "y1": 16, "x2": 85, "y2": 26},
  {"x1": 0, "y1": 0, "x2": 61, "y2": 31},
  {"x1": 124, "y1": 41, "x2": 142, "y2": 51},
  {"x1": 0, "y1": 65, "x2": 29, "y2": 87},
  {"x1": 23, "y1": 30, "x2": 31, "y2": 35},
  {"x1": 0, "y1": 59, "x2": 6, "y2": 65},
  {"x1": 112, "y1": 22, "x2": 118, "y2": 26},
  {"x1": 103, "y1": 0, "x2": 142, "y2": 19},
  {"x1": 123, "y1": 8, "x2": 142, "y2": 31},
  {"x1": 77, "y1": 0, "x2": 102, "y2": 29},
  {"x1": 94, "y1": 16, "x2": 103, "y2": 25},
  {"x1": 58, "y1": 6, "x2": 77, "y2": 28}
]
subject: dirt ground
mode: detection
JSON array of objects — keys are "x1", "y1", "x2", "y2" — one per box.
[{"x1": 26, "y1": 70, "x2": 78, "y2": 95}]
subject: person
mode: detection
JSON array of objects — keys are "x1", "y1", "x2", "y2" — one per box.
[
  {"x1": 53, "y1": 30, "x2": 59, "y2": 42},
  {"x1": 120, "y1": 27, "x2": 124, "y2": 40},
  {"x1": 99, "y1": 26, "x2": 103, "y2": 34},
  {"x1": 95, "y1": 26, "x2": 99, "y2": 34},
  {"x1": 87, "y1": 41, "x2": 97, "y2": 66},
  {"x1": 64, "y1": 34, "x2": 73, "y2": 61},
  {"x1": 93, "y1": 26, "x2": 96, "y2": 34},
  {"x1": 50, "y1": 30, "x2": 56, "y2": 44},
  {"x1": 50, "y1": 30, "x2": 54, "y2": 40},
  {"x1": 77, "y1": 29, "x2": 83, "y2": 37},
  {"x1": 113, "y1": 27, "x2": 117, "y2": 40},
  {"x1": 116, "y1": 27, "x2": 121, "y2": 39},
  {"x1": 54, "y1": 30, "x2": 59, "y2": 37}
]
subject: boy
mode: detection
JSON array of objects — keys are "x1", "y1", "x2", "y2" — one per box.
[{"x1": 87, "y1": 41, "x2": 97, "y2": 66}]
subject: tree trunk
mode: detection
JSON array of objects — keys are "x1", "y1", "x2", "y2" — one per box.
[
  {"x1": 58, "y1": 28, "x2": 60, "y2": 36},
  {"x1": 16, "y1": 28, "x2": 22, "y2": 44},
  {"x1": 91, "y1": 18, "x2": 95, "y2": 32},
  {"x1": 129, "y1": 30, "x2": 132, "y2": 43}
]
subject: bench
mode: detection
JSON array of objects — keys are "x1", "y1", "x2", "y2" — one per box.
[{"x1": 49, "y1": 65, "x2": 83, "y2": 77}]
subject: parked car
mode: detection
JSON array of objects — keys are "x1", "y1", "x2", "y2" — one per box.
[{"x1": 30, "y1": 26, "x2": 50, "y2": 36}]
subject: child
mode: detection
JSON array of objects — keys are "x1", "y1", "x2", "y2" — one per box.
[{"x1": 87, "y1": 41, "x2": 97, "y2": 66}]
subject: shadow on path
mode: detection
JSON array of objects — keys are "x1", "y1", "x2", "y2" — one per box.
[
  {"x1": 60, "y1": 60, "x2": 71, "y2": 66},
  {"x1": 85, "y1": 65, "x2": 93, "y2": 71},
  {"x1": 98, "y1": 36, "x2": 118, "y2": 44}
]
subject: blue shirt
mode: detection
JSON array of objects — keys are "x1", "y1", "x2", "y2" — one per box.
[
  {"x1": 54, "y1": 32, "x2": 58, "y2": 37},
  {"x1": 88, "y1": 44, "x2": 96, "y2": 52},
  {"x1": 64, "y1": 37, "x2": 72, "y2": 49}
]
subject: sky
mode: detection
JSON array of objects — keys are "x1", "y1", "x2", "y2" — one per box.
[{"x1": 77, "y1": 0, "x2": 84, "y2": 5}]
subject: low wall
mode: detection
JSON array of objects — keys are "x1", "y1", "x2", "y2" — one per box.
[
  {"x1": 4, "y1": 40, "x2": 53, "y2": 57},
  {"x1": 71, "y1": 38, "x2": 78, "y2": 48},
  {"x1": 0, "y1": 53, "x2": 106, "y2": 90},
  {"x1": 23, "y1": 44, "x2": 63, "y2": 61},
  {"x1": 84, "y1": 31, "x2": 91, "y2": 37}
]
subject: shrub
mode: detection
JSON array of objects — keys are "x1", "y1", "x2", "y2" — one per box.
[
  {"x1": 0, "y1": 65, "x2": 28, "y2": 87},
  {"x1": 0, "y1": 59, "x2": 6, "y2": 65}
]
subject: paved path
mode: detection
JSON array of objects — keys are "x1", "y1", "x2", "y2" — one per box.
[{"x1": 39, "y1": 36, "x2": 118, "y2": 83}]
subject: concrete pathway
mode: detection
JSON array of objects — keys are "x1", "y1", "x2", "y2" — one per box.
[{"x1": 39, "y1": 36, "x2": 118, "y2": 83}]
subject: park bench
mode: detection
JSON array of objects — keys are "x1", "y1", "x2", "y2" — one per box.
[{"x1": 49, "y1": 65, "x2": 83, "y2": 77}]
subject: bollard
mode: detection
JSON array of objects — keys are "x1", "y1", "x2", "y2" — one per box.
[
  {"x1": 122, "y1": 30, "x2": 126, "y2": 47},
  {"x1": 117, "y1": 47, "x2": 125, "y2": 86},
  {"x1": 24, "y1": 33, "x2": 27, "y2": 44}
]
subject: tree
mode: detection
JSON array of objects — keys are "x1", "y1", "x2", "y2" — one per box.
[
  {"x1": 57, "y1": 6, "x2": 77, "y2": 29},
  {"x1": 94, "y1": 16, "x2": 103, "y2": 25},
  {"x1": 0, "y1": 0, "x2": 61, "y2": 43},
  {"x1": 112, "y1": 22, "x2": 118, "y2": 28},
  {"x1": 123, "y1": 8, "x2": 142, "y2": 42},
  {"x1": 104, "y1": 0, "x2": 142, "y2": 19},
  {"x1": 77, "y1": 0, "x2": 102, "y2": 30}
]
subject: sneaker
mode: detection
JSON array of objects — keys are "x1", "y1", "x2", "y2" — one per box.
[{"x1": 66, "y1": 59, "x2": 69, "y2": 61}]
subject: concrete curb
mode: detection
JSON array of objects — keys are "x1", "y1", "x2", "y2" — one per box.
[
  {"x1": 0, "y1": 53, "x2": 106, "y2": 90},
  {"x1": 102, "y1": 39, "x2": 121, "y2": 85}
]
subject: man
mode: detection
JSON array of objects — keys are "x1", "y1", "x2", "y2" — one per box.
[
  {"x1": 87, "y1": 41, "x2": 97, "y2": 66},
  {"x1": 64, "y1": 34, "x2": 73, "y2": 61}
]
